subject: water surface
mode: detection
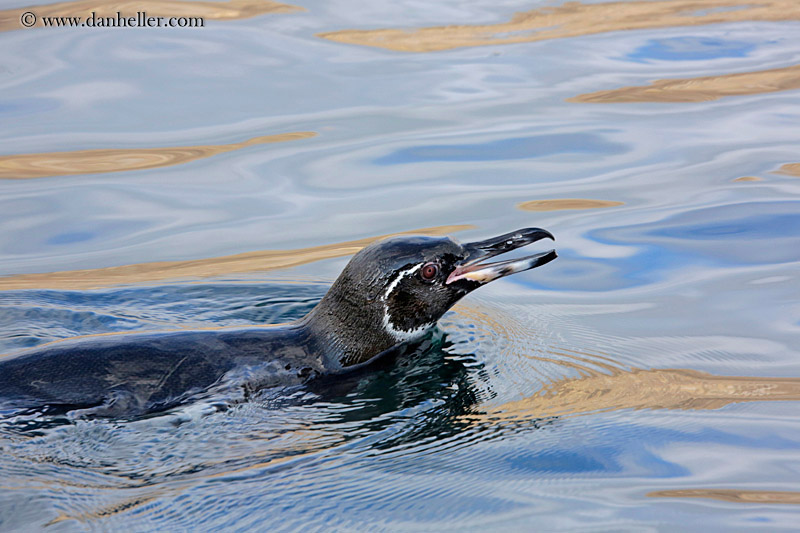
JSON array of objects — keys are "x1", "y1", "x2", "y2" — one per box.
[{"x1": 1, "y1": 0, "x2": 800, "y2": 530}]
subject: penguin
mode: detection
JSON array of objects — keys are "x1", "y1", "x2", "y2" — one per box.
[{"x1": 0, "y1": 228, "x2": 556, "y2": 418}]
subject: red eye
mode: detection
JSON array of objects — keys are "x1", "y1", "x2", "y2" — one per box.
[{"x1": 420, "y1": 262, "x2": 439, "y2": 282}]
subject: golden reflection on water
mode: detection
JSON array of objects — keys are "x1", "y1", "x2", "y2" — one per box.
[
  {"x1": 30, "y1": 358, "x2": 800, "y2": 527},
  {"x1": 41, "y1": 344, "x2": 800, "y2": 524},
  {"x1": 317, "y1": 0, "x2": 800, "y2": 53},
  {"x1": 43, "y1": 452, "x2": 307, "y2": 526},
  {"x1": 733, "y1": 176, "x2": 763, "y2": 182},
  {"x1": 454, "y1": 305, "x2": 800, "y2": 424},
  {"x1": 775, "y1": 163, "x2": 800, "y2": 177},
  {"x1": 648, "y1": 489, "x2": 800, "y2": 505},
  {"x1": 569, "y1": 64, "x2": 800, "y2": 103},
  {"x1": 472, "y1": 367, "x2": 800, "y2": 423},
  {"x1": 46, "y1": 495, "x2": 165, "y2": 526},
  {"x1": 517, "y1": 199, "x2": 624, "y2": 212},
  {"x1": 41, "y1": 441, "x2": 335, "y2": 525},
  {"x1": 0, "y1": 132, "x2": 316, "y2": 179},
  {"x1": 0, "y1": 0, "x2": 302, "y2": 33},
  {"x1": 0, "y1": 224, "x2": 473, "y2": 290},
  {"x1": 14, "y1": 302, "x2": 800, "y2": 524}
]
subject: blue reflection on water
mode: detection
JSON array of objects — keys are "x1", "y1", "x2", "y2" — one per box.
[
  {"x1": 0, "y1": 283, "x2": 324, "y2": 353},
  {"x1": 374, "y1": 133, "x2": 626, "y2": 165},
  {"x1": 508, "y1": 448, "x2": 615, "y2": 474},
  {"x1": 651, "y1": 210, "x2": 800, "y2": 241},
  {"x1": 47, "y1": 231, "x2": 95, "y2": 245},
  {"x1": 589, "y1": 202, "x2": 800, "y2": 283},
  {"x1": 0, "y1": 97, "x2": 59, "y2": 117},
  {"x1": 628, "y1": 37, "x2": 757, "y2": 62},
  {"x1": 520, "y1": 201, "x2": 800, "y2": 293}
]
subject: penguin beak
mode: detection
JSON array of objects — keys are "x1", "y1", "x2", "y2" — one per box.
[{"x1": 446, "y1": 228, "x2": 557, "y2": 285}]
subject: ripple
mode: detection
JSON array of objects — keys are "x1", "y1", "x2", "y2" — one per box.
[
  {"x1": 3, "y1": 291, "x2": 800, "y2": 529},
  {"x1": 0, "y1": 282, "x2": 327, "y2": 353},
  {"x1": 449, "y1": 302, "x2": 629, "y2": 396},
  {"x1": 446, "y1": 301, "x2": 800, "y2": 425},
  {"x1": 472, "y1": 367, "x2": 800, "y2": 424}
]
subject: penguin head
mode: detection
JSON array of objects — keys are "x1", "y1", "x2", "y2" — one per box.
[
  {"x1": 370, "y1": 228, "x2": 556, "y2": 339},
  {"x1": 310, "y1": 228, "x2": 556, "y2": 368}
]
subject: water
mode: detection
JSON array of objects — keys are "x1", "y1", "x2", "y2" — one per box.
[{"x1": 2, "y1": 0, "x2": 800, "y2": 530}]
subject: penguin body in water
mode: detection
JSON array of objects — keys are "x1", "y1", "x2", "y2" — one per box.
[{"x1": 0, "y1": 228, "x2": 556, "y2": 417}]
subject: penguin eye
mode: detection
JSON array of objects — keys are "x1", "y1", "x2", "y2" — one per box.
[{"x1": 420, "y1": 262, "x2": 440, "y2": 282}]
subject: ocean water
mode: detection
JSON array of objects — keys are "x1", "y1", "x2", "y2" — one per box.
[{"x1": 1, "y1": 0, "x2": 800, "y2": 530}]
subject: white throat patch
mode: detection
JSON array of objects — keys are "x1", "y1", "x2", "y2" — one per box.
[{"x1": 381, "y1": 264, "x2": 434, "y2": 342}]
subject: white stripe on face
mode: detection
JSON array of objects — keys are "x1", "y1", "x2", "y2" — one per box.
[{"x1": 381, "y1": 263, "x2": 433, "y2": 342}]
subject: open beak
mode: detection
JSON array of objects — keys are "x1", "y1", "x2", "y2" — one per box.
[{"x1": 446, "y1": 228, "x2": 557, "y2": 285}]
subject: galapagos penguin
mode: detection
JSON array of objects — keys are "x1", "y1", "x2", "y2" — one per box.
[{"x1": 0, "y1": 228, "x2": 556, "y2": 418}]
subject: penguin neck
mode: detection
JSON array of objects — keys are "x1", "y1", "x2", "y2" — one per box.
[{"x1": 301, "y1": 287, "x2": 400, "y2": 371}]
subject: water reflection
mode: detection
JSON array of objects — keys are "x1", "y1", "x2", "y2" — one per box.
[
  {"x1": 374, "y1": 134, "x2": 625, "y2": 164},
  {"x1": 0, "y1": 0, "x2": 302, "y2": 33},
  {"x1": 317, "y1": 0, "x2": 800, "y2": 52},
  {"x1": 587, "y1": 201, "x2": 800, "y2": 280},
  {"x1": 468, "y1": 367, "x2": 800, "y2": 423},
  {"x1": 2, "y1": 0, "x2": 800, "y2": 527},
  {"x1": 0, "y1": 132, "x2": 316, "y2": 179},
  {"x1": 450, "y1": 304, "x2": 800, "y2": 422},
  {"x1": 5, "y1": 312, "x2": 800, "y2": 526},
  {"x1": 0, "y1": 224, "x2": 472, "y2": 290},
  {"x1": 628, "y1": 37, "x2": 756, "y2": 62},
  {"x1": 776, "y1": 163, "x2": 800, "y2": 176},
  {"x1": 0, "y1": 324, "x2": 482, "y2": 524},
  {"x1": 518, "y1": 199, "x2": 624, "y2": 212},
  {"x1": 649, "y1": 489, "x2": 800, "y2": 505},
  {"x1": 569, "y1": 64, "x2": 800, "y2": 103},
  {"x1": 2, "y1": 282, "x2": 799, "y2": 529}
]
